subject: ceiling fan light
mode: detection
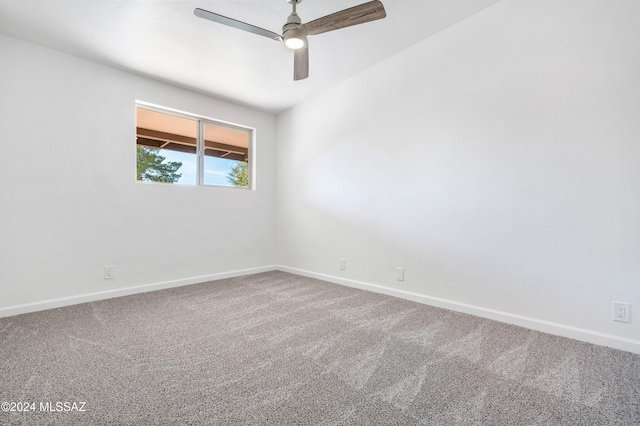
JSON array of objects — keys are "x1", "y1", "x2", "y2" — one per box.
[
  {"x1": 283, "y1": 26, "x2": 307, "y2": 49},
  {"x1": 285, "y1": 36, "x2": 305, "y2": 49}
]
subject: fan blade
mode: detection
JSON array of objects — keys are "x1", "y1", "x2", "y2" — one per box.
[
  {"x1": 294, "y1": 47, "x2": 309, "y2": 81},
  {"x1": 194, "y1": 8, "x2": 282, "y2": 41},
  {"x1": 304, "y1": 1, "x2": 386, "y2": 36}
]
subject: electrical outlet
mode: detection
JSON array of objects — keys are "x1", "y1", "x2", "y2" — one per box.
[
  {"x1": 104, "y1": 266, "x2": 115, "y2": 280},
  {"x1": 339, "y1": 258, "x2": 346, "y2": 271},
  {"x1": 612, "y1": 302, "x2": 630, "y2": 323},
  {"x1": 396, "y1": 267, "x2": 404, "y2": 281}
]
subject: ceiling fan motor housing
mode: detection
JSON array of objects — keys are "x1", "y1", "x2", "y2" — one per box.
[
  {"x1": 282, "y1": 12, "x2": 302, "y2": 33},
  {"x1": 284, "y1": 0, "x2": 306, "y2": 33}
]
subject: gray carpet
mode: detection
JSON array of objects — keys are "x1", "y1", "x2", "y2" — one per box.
[{"x1": 0, "y1": 271, "x2": 638, "y2": 425}]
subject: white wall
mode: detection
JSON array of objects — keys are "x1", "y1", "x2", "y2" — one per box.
[
  {"x1": 277, "y1": 0, "x2": 640, "y2": 352},
  {"x1": 0, "y1": 34, "x2": 277, "y2": 313}
]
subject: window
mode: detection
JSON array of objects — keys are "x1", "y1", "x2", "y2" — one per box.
[{"x1": 135, "y1": 104, "x2": 252, "y2": 188}]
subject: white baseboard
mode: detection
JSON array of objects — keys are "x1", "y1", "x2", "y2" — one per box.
[
  {"x1": 0, "y1": 266, "x2": 278, "y2": 318},
  {"x1": 4, "y1": 264, "x2": 637, "y2": 354},
  {"x1": 277, "y1": 266, "x2": 640, "y2": 355}
]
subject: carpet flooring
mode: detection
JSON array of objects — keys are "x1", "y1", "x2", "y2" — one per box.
[{"x1": 1, "y1": 271, "x2": 639, "y2": 425}]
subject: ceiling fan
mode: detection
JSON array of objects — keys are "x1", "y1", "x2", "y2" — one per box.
[{"x1": 194, "y1": 0, "x2": 386, "y2": 81}]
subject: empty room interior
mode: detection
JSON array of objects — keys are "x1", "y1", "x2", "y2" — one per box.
[{"x1": 1, "y1": 0, "x2": 639, "y2": 424}]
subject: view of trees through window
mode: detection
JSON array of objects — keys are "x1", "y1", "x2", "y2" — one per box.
[
  {"x1": 135, "y1": 105, "x2": 252, "y2": 188},
  {"x1": 136, "y1": 146, "x2": 183, "y2": 183}
]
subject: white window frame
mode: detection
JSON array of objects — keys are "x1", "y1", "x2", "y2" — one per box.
[{"x1": 136, "y1": 101, "x2": 255, "y2": 189}]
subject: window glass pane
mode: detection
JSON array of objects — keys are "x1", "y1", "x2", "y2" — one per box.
[
  {"x1": 136, "y1": 108, "x2": 197, "y2": 185},
  {"x1": 202, "y1": 122, "x2": 250, "y2": 187}
]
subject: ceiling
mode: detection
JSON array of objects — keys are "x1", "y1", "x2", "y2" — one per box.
[{"x1": 0, "y1": 0, "x2": 502, "y2": 114}]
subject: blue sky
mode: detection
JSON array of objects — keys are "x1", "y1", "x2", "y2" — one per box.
[{"x1": 159, "y1": 149, "x2": 240, "y2": 186}]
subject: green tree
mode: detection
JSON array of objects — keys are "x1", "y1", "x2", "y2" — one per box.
[
  {"x1": 227, "y1": 161, "x2": 248, "y2": 187},
  {"x1": 136, "y1": 146, "x2": 183, "y2": 183}
]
